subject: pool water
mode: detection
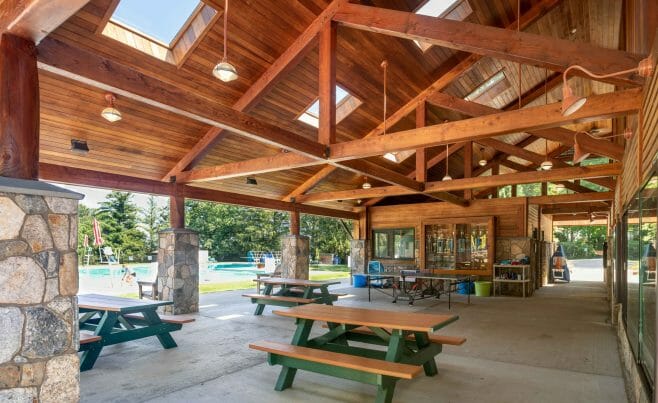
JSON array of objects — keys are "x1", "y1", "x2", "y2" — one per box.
[{"x1": 78, "y1": 262, "x2": 264, "y2": 280}]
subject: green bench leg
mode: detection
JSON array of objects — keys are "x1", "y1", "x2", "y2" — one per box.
[
  {"x1": 79, "y1": 311, "x2": 117, "y2": 371},
  {"x1": 414, "y1": 332, "x2": 438, "y2": 376},
  {"x1": 254, "y1": 303, "x2": 266, "y2": 315},
  {"x1": 375, "y1": 377, "x2": 397, "y2": 403},
  {"x1": 274, "y1": 366, "x2": 298, "y2": 391},
  {"x1": 142, "y1": 310, "x2": 178, "y2": 349}
]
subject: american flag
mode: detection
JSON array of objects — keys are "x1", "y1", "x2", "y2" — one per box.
[{"x1": 92, "y1": 219, "x2": 104, "y2": 246}]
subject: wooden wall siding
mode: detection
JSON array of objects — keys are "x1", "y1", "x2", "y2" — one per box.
[
  {"x1": 527, "y1": 203, "x2": 538, "y2": 238},
  {"x1": 368, "y1": 197, "x2": 527, "y2": 238},
  {"x1": 540, "y1": 211, "x2": 553, "y2": 242}
]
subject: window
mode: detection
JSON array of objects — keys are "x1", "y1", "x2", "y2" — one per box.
[
  {"x1": 102, "y1": 0, "x2": 219, "y2": 66},
  {"x1": 412, "y1": 0, "x2": 473, "y2": 51},
  {"x1": 464, "y1": 70, "x2": 510, "y2": 103},
  {"x1": 373, "y1": 228, "x2": 415, "y2": 260},
  {"x1": 297, "y1": 86, "x2": 362, "y2": 128}
]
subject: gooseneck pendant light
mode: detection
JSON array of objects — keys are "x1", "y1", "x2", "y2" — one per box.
[
  {"x1": 213, "y1": 0, "x2": 238, "y2": 82},
  {"x1": 101, "y1": 93, "x2": 122, "y2": 122},
  {"x1": 442, "y1": 144, "x2": 452, "y2": 181}
]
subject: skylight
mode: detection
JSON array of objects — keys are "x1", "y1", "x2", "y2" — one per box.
[
  {"x1": 111, "y1": 0, "x2": 201, "y2": 45},
  {"x1": 298, "y1": 86, "x2": 362, "y2": 128},
  {"x1": 412, "y1": 0, "x2": 472, "y2": 51},
  {"x1": 464, "y1": 71, "x2": 507, "y2": 102}
]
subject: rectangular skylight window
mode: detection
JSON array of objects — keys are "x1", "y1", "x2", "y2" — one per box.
[
  {"x1": 111, "y1": 0, "x2": 201, "y2": 45},
  {"x1": 415, "y1": 0, "x2": 458, "y2": 16},
  {"x1": 298, "y1": 86, "x2": 361, "y2": 128},
  {"x1": 464, "y1": 71, "x2": 507, "y2": 102}
]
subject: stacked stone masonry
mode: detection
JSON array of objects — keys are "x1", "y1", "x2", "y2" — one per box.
[
  {"x1": 157, "y1": 229, "x2": 199, "y2": 315},
  {"x1": 281, "y1": 235, "x2": 310, "y2": 279},
  {"x1": 0, "y1": 192, "x2": 80, "y2": 402}
]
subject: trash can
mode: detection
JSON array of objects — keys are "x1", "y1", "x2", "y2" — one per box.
[
  {"x1": 457, "y1": 282, "x2": 474, "y2": 294},
  {"x1": 474, "y1": 281, "x2": 492, "y2": 297},
  {"x1": 353, "y1": 274, "x2": 367, "y2": 288}
]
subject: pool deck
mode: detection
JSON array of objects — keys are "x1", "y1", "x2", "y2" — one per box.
[{"x1": 79, "y1": 278, "x2": 627, "y2": 403}]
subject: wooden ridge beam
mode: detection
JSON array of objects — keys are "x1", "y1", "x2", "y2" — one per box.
[
  {"x1": 0, "y1": 0, "x2": 90, "y2": 43},
  {"x1": 296, "y1": 163, "x2": 621, "y2": 203},
  {"x1": 333, "y1": 3, "x2": 646, "y2": 86},
  {"x1": 329, "y1": 89, "x2": 641, "y2": 160},
  {"x1": 38, "y1": 163, "x2": 358, "y2": 220},
  {"x1": 573, "y1": 131, "x2": 625, "y2": 163},
  {"x1": 37, "y1": 37, "x2": 328, "y2": 159},
  {"x1": 283, "y1": 0, "x2": 560, "y2": 200},
  {"x1": 163, "y1": 0, "x2": 349, "y2": 179},
  {"x1": 528, "y1": 191, "x2": 615, "y2": 205}
]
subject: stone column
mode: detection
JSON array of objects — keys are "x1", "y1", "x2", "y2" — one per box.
[
  {"x1": 157, "y1": 229, "x2": 199, "y2": 314},
  {"x1": 350, "y1": 239, "x2": 367, "y2": 274},
  {"x1": 281, "y1": 235, "x2": 310, "y2": 279},
  {"x1": 0, "y1": 177, "x2": 82, "y2": 402}
]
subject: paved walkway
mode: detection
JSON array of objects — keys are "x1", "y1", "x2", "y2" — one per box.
[{"x1": 80, "y1": 278, "x2": 627, "y2": 403}]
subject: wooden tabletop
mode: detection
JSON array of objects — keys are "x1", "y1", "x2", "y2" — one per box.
[
  {"x1": 255, "y1": 278, "x2": 341, "y2": 287},
  {"x1": 78, "y1": 294, "x2": 172, "y2": 313},
  {"x1": 273, "y1": 304, "x2": 458, "y2": 333}
]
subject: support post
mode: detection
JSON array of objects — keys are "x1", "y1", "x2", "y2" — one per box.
[
  {"x1": 290, "y1": 209, "x2": 300, "y2": 236},
  {"x1": 157, "y1": 229, "x2": 199, "y2": 314},
  {"x1": 464, "y1": 141, "x2": 473, "y2": 200},
  {"x1": 415, "y1": 101, "x2": 427, "y2": 182},
  {"x1": 169, "y1": 195, "x2": 185, "y2": 229},
  {"x1": 0, "y1": 34, "x2": 39, "y2": 179}
]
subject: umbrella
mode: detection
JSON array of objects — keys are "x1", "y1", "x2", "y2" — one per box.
[{"x1": 93, "y1": 219, "x2": 104, "y2": 246}]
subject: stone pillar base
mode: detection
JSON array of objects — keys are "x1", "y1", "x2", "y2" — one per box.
[
  {"x1": 281, "y1": 235, "x2": 309, "y2": 279},
  {"x1": 0, "y1": 178, "x2": 83, "y2": 401},
  {"x1": 350, "y1": 239, "x2": 367, "y2": 274},
  {"x1": 157, "y1": 229, "x2": 199, "y2": 314}
]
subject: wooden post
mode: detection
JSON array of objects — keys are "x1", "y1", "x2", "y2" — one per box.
[
  {"x1": 170, "y1": 196, "x2": 185, "y2": 229},
  {"x1": 0, "y1": 34, "x2": 39, "y2": 179},
  {"x1": 464, "y1": 141, "x2": 473, "y2": 199},
  {"x1": 492, "y1": 164, "x2": 499, "y2": 198},
  {"x1": 415, "y1": 101, "x2": 427, "y2": 182},
  {"x1": 318, "y1": 21, "x2": 337, "y2": 145},
  {"x1": 541, "y1": 182, "x2": 548, "y2": 196},
  {"x1": 511, "y1": 184, "x2": 517, "y2": 197},
  {"x1": 290, "y1": 209, "x2": 300, "y2": 235}
]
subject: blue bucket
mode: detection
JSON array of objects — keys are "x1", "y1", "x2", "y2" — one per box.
[
  {"x1": 353, "y1": 274, "x2": 367, "y2": 288},
  {"x1": 457, "y1": 282, "x2": 474, "y2": 295}
]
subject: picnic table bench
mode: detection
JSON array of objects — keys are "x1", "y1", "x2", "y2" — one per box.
[
  {"x1": 77, "y1": 294, "x2": 195, "y2": 371},
  {"x1": 243, "y1": 278, "x2": 341, "y2": 315},
  {"x1": 250, "y1": 304, "x2": 462, "y2": 403}
]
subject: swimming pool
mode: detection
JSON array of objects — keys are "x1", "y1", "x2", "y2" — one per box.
[
  {"x1": 78, "y1": 262, "x2": 264, "y2": 279},
  {"x1": 78, "y1": 266, "x2": 153, "y2": 278}
]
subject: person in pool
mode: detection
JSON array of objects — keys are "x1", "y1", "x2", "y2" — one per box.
[{"x1": 121, "y1": 265, "x2": 136, "y2": 284}]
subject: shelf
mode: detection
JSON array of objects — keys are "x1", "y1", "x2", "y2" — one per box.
[{"x1": 494, "y1": 279, "x2": 530, "y2": 283}]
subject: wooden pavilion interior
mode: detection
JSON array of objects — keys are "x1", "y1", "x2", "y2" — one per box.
[{"x1": 1, "y1": 0, "x2": 658, "y2": 401}]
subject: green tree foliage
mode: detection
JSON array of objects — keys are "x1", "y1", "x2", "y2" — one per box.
[
  {"x1": 185, "y1": 200, "x2": 352, "y2": 262},
  {"x1": 96, "y1": 191, "x2": 147, "y2": 262},
  {"x1": 554, "y1": 225, "x2": 607, "y2": 259},
  {"x1": 140, "y1": 196, "x2": 169, "y2": 253}
]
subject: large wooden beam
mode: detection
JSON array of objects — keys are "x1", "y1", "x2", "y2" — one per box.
[
  {"x1": 573, "y1": 131, "x2": 625, "y2": 163},
  {"x1": 163, "y1": 0, "x2": 349, "y2": 179},
  {"x1": 329, "y1": 88, "x2": 641, "y2": 160},
  {"x1": 37, "y1": 37, "x2": 327, "y2": 159},
  {"x1": 332, "y1": 159, "x2": 424, "y2": 192},
  {"x1": 541, "y1": 202, "x2": 610, "y2": 215},
  {"x1": 38, "y1": 163, "x2": 358, "y2": 220},
  {"x1": 334, "y1": 4, "x2": 646, "y2": 86},
  {"x1": 296, "y1": 163, "x2": 621, "y2": 203},
  {"x1": 318, "y1": 20, "x2": 337, "y2": 145},
  {"x1": 283, "y1": 0, "x2": 560, "y2": 200},
  {"x1": 170, "y1": 196, "x2": 185, "y2": 229},
  {"x1": 0, "y1": 0, "x2": 89, "y2": 43},
  {"x1": 0, "y1": 34, "x2": 39, "y2": 180},
  {"x1": 528, "y1": 191, "x2": 615, "y2": 205}
]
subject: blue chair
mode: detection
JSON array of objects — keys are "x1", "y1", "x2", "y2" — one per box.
[{"x1": 368, "y1": 261, "x2": 390, "y2": 287}]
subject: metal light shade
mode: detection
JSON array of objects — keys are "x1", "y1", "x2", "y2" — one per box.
[
  {"x1": 442, "y1": 174, "x2": 452, "y2": 181},
  {"x1": 572, "y1": 137, "x2": 590, "y2": 164},
  {"x1": 540, "y1": 160, "x2": 553, "y2": 170},
  {"x1": 362, "y1": 181, "x2": 372, "y2": 189},
  {"x1": 478, "y1": 159, "x2": 487, "y2": 167},
  {"x1": 561, "y1": 83, "x2": 586, "y2": 116},
  {"x1": 213, "y1": 60, "x2": 238, "y2": 82},
  {"x1": 101, "y1": 106, "x2": 122, "y2": 122}
]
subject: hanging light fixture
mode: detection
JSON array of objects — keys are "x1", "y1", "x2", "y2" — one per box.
[
  {"x1": 540, "y1": 138, "x2": 553, "y2": 170},
  {"x1": 362, "y1": 177, "x2": 372, "y2": 189},
  {"x1": 212, "y1": 0, "x2": 238, "y2": 82},
  {"x1": 561, "y1": 56, "x2": 653, "y2": 116},
  {"x1": 442, "y1": 144, "x2": 452, "y2": 181},
  {"x1": 539, "y1": 72, "x2": 552, "y2": 170},
  {"x1": 554, "y1": 183, "x2": 566, "y2": 190},
  {"x1": 101, "y1": 93, "x2": 122, "y2": 122},
  {"x1": 478, "y1": 147, "x2": 487, "y2": 166}
]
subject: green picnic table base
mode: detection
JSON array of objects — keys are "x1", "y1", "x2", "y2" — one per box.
[
  {"x1": 250, "y1": 283, "x2": 336, "y2": 315},
  {"x1": 268, "y1": 354, "x2": 399, "y2": 403},
  {"x1": 250, "y1": 297, "x2": 322, "y2": 315}
]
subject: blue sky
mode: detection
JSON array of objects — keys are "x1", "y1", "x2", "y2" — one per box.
[
  {"x1": 57, "y1": 184, "x2": 168, "y2": 210},
  {"x1": 111, "y1": 0, "x2": 200, "y2": 44}
]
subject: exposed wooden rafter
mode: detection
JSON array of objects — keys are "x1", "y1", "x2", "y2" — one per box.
[{"x1": 0, "y1": 0, "x2": 90, "y2": 43}]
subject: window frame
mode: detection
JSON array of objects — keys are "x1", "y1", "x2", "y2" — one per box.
[{"x1": 372, "y1": 228, "x2": 416, "y2": 260}]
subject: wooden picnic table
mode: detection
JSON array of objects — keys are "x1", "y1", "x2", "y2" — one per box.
[
  {"x1": 251, "y1": 304, "x2": 459, "y2": 403},
  {"x1": 244, "y1": 278, "x2": 342, "y2": 315},
  {"x1": 78, "y1": 294, "x2": 188, "y2": 371}
]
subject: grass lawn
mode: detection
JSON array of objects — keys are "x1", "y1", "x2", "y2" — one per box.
[{"x1": 118, "y1": 265, "x2": 350, "y2": 297}]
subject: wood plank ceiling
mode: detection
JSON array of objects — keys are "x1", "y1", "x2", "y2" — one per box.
[{"x1": 38, "y1": 0, "x2": 627, "y2": 212}]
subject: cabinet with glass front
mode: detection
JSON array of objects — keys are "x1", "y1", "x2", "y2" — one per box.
[{"x1": 422, "y1": 217, "x2": 494, "y2": 275}]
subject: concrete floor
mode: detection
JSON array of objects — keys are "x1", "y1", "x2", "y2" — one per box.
[{"x1": 80, "y1": 279, "x2": 627, "y2": 403}]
